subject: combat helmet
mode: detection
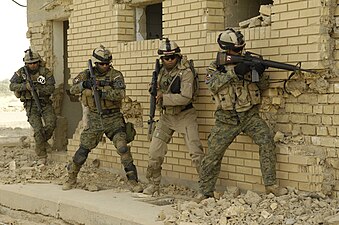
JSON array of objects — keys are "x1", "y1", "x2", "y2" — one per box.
[
  {"x1": 217, "y1": 28, "x2": 245, "y2": 52},
  {"x1": 23, "y1": 48, "x2": 41, "y2": 64},
  {"x1": 158, "y1": 38, "x2": 181, "y2": 57},
  {"x1": 92, "y1": 45, "x2": 112, "y2": 64}
]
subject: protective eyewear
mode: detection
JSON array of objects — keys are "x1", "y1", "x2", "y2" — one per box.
[
  {"x1": 98, "y1": 62, "x2": 110, "y2": 66},
  {"x1": 162, "y1": 55, "x2": 176, "y2": 61}
]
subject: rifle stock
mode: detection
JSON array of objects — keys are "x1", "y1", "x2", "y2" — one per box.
[
  {"x1": 88, "y1": 59, "x2": 103, "y2": 116},
  {"x1": 216, "y1": 51, "x2": 316, "y2": 82},
  {"x1": 147, "y1": 59, "x2": 160, "y2": 141}
]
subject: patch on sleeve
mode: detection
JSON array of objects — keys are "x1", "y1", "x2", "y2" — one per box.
[
  {"x1": 205, "y1": 72, "x2": 214, "y2": 84},
  {"x1": 73, "y1": 77, "x2": 81, "y2": 85}
]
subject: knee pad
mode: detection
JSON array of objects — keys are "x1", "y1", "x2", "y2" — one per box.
[
  {"x1": 118, "y1": 146, "x2": 129, "y2": 154},
  {"x1": 73, "y1": 146, "x2": 90, "y2": 165}
]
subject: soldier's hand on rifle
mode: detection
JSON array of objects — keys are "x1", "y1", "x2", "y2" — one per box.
[
  {"x1": 25, "y1": 82, "x2": 32, "y2": 91},
  {"x1": 234, "y1": 62, "x2": 251, "y2": 78},
  {"x1": 253, "y1": 63, "x2": 266, "y2": 75},
  {"x1": 82, "y1": 80, "x2": 93, "y2": 89},
  {"x1": 156, "y1": 92, "x2": 163, "y2": 104}
]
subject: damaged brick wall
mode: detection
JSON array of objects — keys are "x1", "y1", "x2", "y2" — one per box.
[
  {"x1": 27, "y1": 0, "x2": 339, "y2": 196},
  {"x1": 239, "y1": 0, "x2": 339, "y2": 196}
]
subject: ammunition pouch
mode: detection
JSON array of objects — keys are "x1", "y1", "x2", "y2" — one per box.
[
  {"x1": 248, "y1": 83, "x2": 261, "y2": 105},
  {"x1": 81, "y1": 89, "x2": 95, "y2": 108}
]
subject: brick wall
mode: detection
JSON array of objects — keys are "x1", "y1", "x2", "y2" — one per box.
[{"x1": 27, "y1": 0, "x2": 339, "y2": 196}]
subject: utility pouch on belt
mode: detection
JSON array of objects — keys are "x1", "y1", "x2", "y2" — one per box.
[
  {"x1": 125, "y1": 122, "x2": 136, "y2": 143},
  {"x1": 248, "y1": 83, "x2": 261, "y2": 105}
]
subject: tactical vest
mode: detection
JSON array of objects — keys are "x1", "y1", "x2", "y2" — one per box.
[
  {"x1": 214, "y1": 65, "x2": 261, "y2": 112},
  {"x1": 17, "y1": 67, "x2": 51, "y2": 102},
  {"x1": 81, "y1": 69, "x2": 123, "y2": 112}
]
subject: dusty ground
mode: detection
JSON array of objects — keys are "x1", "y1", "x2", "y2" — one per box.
[{"x1": 1, "y1": 90, "x2": 339, "y2": 225}]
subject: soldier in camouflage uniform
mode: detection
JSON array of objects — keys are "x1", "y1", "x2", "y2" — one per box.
[
  {"x1": 63, "y1": 45, "x2": 142, "y2": 193},
  {"x1": 143, "y1": 39, "x2": 204, "y2": 195},
  {"x1": 198, "y1": 28, "x2": 287, "y2": 199},
  {"x1": 9, "y1": 49, "x2": 56, "y2": 165}
]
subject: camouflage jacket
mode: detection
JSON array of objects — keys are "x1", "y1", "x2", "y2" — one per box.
[
  {"x1": 205, "y1": 60, "x2": 269, "y2": 112},
  {"x1": 158, "y1": 56, "x2": 195, "y2": 115},
  {"x1": 9, "y1": 66, "x2": 55, "y2": 102},
  {"x1": 70, "y1": 66, "x2": 126, "y2": 111}
]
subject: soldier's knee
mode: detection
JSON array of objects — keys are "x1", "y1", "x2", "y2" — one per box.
[
  {"x1": 73, "y1": 146, "x2": 90, "y2": 165},
  {"x1": 118, "y1": 146, "x2": 129, "y2": 154}
]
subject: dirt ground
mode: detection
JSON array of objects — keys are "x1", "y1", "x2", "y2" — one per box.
[{"x1": 1, "y1": 94, "x2": 339, "y2": 225}]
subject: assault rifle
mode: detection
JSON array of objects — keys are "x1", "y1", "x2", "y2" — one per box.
[
  {"x1": 88, "y1": 59, "x2": 103, "y2": 116},
  {"x1": 23, "y1": 66, "x2": 44, "y2": 124},
  {"x1": 216, "y1": 51, "x2": 316, "y2": 82},
  {"x1": 147, "y1": 59, "x2": 160, "y2": 141}
]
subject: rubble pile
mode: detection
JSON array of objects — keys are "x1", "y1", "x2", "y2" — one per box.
[
  {"x1": 1, "y1": 131, "x2": 339, "y2": 225},
  {"x1": 161, "y1": 187, "x2": 339, "y2": 225}
]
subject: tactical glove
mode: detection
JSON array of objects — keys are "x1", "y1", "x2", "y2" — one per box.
[
  {"x1": 234, "y1": 62, "x2": 251, "y2": 76},
  {"x1": 253, "y1": 63, "x2": 266, "y2": 75},
  {"x1": 82, "y1": 80, "x2": 93, "y2": 89},
  {"x1": 21, "y1": 82, "x2": 32, "y2": 91}
]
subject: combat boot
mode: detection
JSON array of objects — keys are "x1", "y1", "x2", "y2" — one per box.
[
  {"x1": 62, "y1": 162, "x2": 81, "y2": 191},
  {"x1": 194, "y1": 192, "x2": 213, "y2": 203},
  {"x1": 143, "y1": 175, "x2": 161, "y2": 196},
  {"x1": 265, "y1": 184, "x2": 288, "y2": 197},
  {"x1": 143, "y1": 183, "x2": 160, "y2": 196},
  {"x1": 127, "y1": 179, "x2": 143, "y2": 193},
  {"x1": 124, "y1": 164, "x2": 143, "y2": 193},
  {"x1": 36, "y1": 156, "x2": 47, "y2": 166}
]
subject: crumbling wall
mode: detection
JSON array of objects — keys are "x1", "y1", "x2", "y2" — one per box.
[
  {"x1": 27, "y1": 0, "x2": 72, "y2": 152},
  {"x1": 238, "y1": 0, "x2": 339, "y2": 196},
  {"x1": 28, "y1": 0, "x2": 339, "y2": 196}
]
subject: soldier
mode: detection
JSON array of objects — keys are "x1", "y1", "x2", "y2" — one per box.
[
  {"x1": 63, "y1": 45, "x2": 143, "y2": 193},
  {"x1": 198, "y1": 28, "x2": 287, "y2": 199},
  {"x1": 9, "y1": 48, "x2": 56, "y2": 165},
  {"x1": 143, "y1": 39, "x2": 204, "y2": 195}
]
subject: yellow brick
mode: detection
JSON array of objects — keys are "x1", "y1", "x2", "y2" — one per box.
[
  {"x1": 173, "y1": 165, "x2": 186, "y2": 173},
  {"x1": 228, "y1": 157, "x2": 244, "y2": 166},
  {"x1": 228, "y1": 173, "x2": 245, "y2": 182},
  {"x1": 279, "y1": 163, "x2": 300, "y2": 172},
  {"x1": 236, "y1": 166, "x2": 252, "y2": 174},
  {"x1": 244, "y1": 175, "x2": 262, "y2": 184}
]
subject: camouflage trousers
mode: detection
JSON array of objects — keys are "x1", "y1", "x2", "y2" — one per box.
[
  {"x1": 148, "y1": 108, "x2": 204, "y2": 174},
  {"x1": 79, "y1": 110, "x2": 134, "y2": 168},
  {"x1": 25, "y1": 100, "x2": 56, "y2": 158},
  {"x1": 199, "y1": 107, "x2": 276, "y2": 196}
]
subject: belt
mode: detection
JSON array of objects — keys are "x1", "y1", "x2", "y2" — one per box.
[
  {"x1": 93, "y1": 108, "x2": 120, "y2": 115},
  {"x1": 181, "y1": 103, "x2": 193, "y2": 112},
  {"x1": 162, "y1": 103, "x2": 193, "y2": 114}
]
